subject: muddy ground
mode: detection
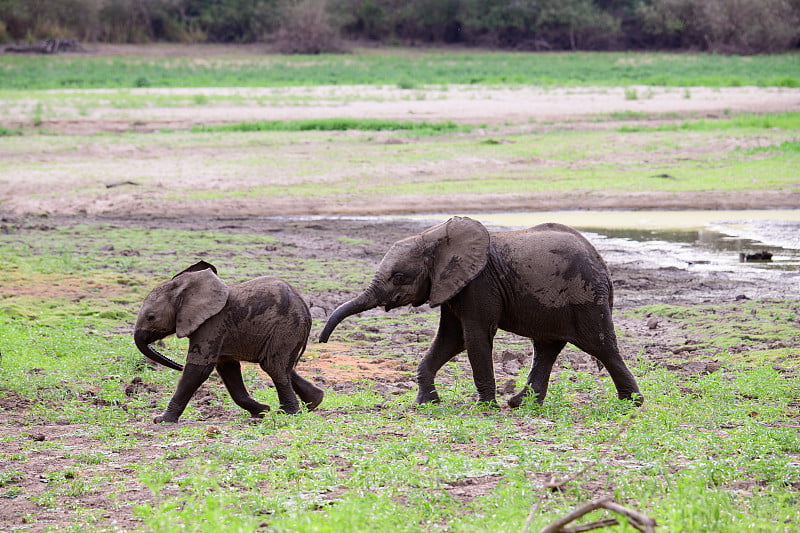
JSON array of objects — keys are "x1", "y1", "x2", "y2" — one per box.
[
  {"x1": 1, "y1": 48, "x2": 799, "y2": 531},
  {"x1": 2, "y1": 59, "x2": 798, "y2": 407},
  {"x1": 1, "y1": 211, "x2": 798, "y2": 532}
]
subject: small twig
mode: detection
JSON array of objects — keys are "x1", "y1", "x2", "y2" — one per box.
[
  {"x1": 545, "y1": 462, "x2": 597, "y2": 492},
  {"x1": 603, "y1": 500, "x2": 657, "y2": 533},
  {"x1": 106, "y1": 180, "x2": 139, "y2": 188},
  {"x1": 562, "y1": 518, "x2": 619, "y2": 532},
  {"x1": 522, "y1": 408, "x2": 649, "y2": 533},
  {"x1": 538, "y1": 498, "x2": 610, "y2": 533},
  {"x1": 537, "y1": 498, "x2": 657, "y2": 533}
]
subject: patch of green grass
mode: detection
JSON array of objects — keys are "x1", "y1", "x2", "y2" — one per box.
[
  {"x1": 0, "y1": 125, "x2": 22, "y2": 136},
  {"x1": 623, "y1": 300, "x2": 800, "y2": 366},
  {"x1": 337, "y1": 236, "x2": 372, "y2": 247},
  {"x1": 191, "y1": 118, "x2": 468, "y2": 135},
  {"x1": 617, "y1": 111, "x2": 800, "y2": 133},
  {"x1": 2, "y1": 289, "x2": 799, "y2": 531},
  {"x1": 1, "y1": 51, "x2": 797, "y2": 90},
  {"x1": 745, "y1": 139, "x2": 800, "y2": 154}
]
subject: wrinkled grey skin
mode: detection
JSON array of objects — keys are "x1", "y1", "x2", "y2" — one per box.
[
  {"x1": 320, "y1": 217, "x2": 642, "y2": 408},
  {"x1": 134, "y1": 261, "x2": 323, "y2": 423}
]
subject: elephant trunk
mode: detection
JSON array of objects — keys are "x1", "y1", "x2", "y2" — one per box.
[
  {"x1": 319, "y1": 286, "x2": 381, "y2": 343},
  {"x1": 134, "y1": 330, "x2": 184, "y2": 371}
]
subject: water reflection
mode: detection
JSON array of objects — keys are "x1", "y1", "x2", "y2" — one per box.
[{"x1": 591, "y1": 227, "x2": 800, "y2": 271}]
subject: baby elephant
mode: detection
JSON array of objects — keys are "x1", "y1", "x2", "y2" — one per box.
[{"x1": 134, "y1": 261, "x2": 323, "y2": 423}]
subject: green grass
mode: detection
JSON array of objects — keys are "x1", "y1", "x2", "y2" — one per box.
[
  {"x1": 617, "y1": 111, "x2": 800, "y2": 132},
  {"x1": 1, "y1": 221, "x2": 798, "y2": 532},
  {"x1": 1, "y1": 50, "x2": 798, "y2": 90},
  {"x1": 0, "y1": 125, "x2": 22, "y2": 136},
  {"x1": 2, "y1": 110, "x2": 796, "y2": 211},
  {"x1": 191, "y1": 118, "x2": 470, "y2": 134}
]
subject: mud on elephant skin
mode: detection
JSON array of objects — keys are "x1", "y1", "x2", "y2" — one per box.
[
  {"x1": 320, "y1": 216, "x2": 642, "y2": 408},
  {"x1": 134, "y1": 260, "x2": 323, "y2": 423}
]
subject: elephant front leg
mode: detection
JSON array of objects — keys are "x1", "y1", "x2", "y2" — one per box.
[
  {"x1": 216, "y1": 361, "x2": 271, "y2": 419},
  {"x1": 463, "y1": 324, "x2": 498, "y2": 406},
  {"x1": 155, "y1": 362, "x2": 216, "y2": 423},
  {"x1": 416, "y1": 306, "x2": 465, "y2": 404},
  {"x1": 508, "y1": 340, "x2": 565, "y2": 408}
]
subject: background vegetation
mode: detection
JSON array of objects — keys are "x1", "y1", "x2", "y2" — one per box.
[
  {"x1": 1, "y1": 50, "x2": 798, "y2": 90},
  {"x1": 1, "y1": 0, "x2": 800, "y2": 54}
]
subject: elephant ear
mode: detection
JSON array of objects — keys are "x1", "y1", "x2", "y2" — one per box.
[
  {"x1": 172, "y1": 260, "x2": 218, "y2": 280},
  {"x1": 173, "y1": 268, "x2": 229, "y2": 338},
  {"x1": 422, "y1": 216, "x2": 490, "y2": 307}
]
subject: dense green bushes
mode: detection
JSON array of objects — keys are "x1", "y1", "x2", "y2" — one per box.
[{"x1": 1, "y1": 0, "x2": 799, "y2": 53}]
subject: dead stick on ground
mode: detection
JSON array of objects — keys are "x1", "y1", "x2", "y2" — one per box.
[
  {"x1": 537, "y1": 498, "x2": 610, "y2": 533},
  {"x1": 522, "y1": 408, "x2": 651, "y2": 533},
  {"x1": 537, "y1": 497, "x2": 656, "y2": 533},
  {"x1": 603, "y1": 500, "x2": 657, "y2": 533},
  {"x1": 562, "y1": 518, "x2": 619, "y2": 532}
]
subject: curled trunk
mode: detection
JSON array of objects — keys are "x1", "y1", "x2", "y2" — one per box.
[
  {"x1": 134, "y1": 330, "x2": 184, "y2": 371},
  {"x1": 319, "y1": 288, "x2": 379, "y2": 342}
]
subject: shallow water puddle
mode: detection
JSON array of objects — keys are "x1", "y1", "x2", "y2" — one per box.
[{"x1": 405, "y1": 210, "x2": 800, "y2": 273}]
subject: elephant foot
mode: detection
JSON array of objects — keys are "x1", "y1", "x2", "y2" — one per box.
[
  {"x1": 246, "y1": 405, "x2": 270, "y2": 418},
  {"x1": 415, "y1": 389, "x2": 441, "y2": 404},
  {"x1": 619, "y1": 391, "x2": 644, "y2": 407},
  {"x1": 508, "y1": 387, "x2": 541, "y2": 408},
  {"x1": 304, "y1": 390, "x2": 324, "y2": 412},
  {"x1": 153, "y1": 412, "x2": 180, "y2": 423},
  {"x1": 477, "y1": 398, "x2": 499, "y2": 409}
]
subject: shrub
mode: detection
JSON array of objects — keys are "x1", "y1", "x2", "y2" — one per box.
[
  {"x1": 638, "y1": 0, "x2": 800, "y2": 53},
  {"x1": 703, "y1": 0, "x2": 800, "y2": 54},
  {"x1": 273, "y1": 0, "x2": 344, "y2": 54},
  {"x1": 0, "y1": 0, "x2": 98, "y2": 41},
  {"x1": 535, "y1": 0, "x2": 622, "y2": 50}
]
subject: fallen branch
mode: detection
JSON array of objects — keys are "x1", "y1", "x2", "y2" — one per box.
[
  {"x1": 603, "y1": 500, "x2": 657, "y2": 533},
  {"x1": 562, "y1": 518, "x2": 619, "y2": 532},
  {"x1": 538, "y1": 498, "x2": 608, "y2": 533},
  {"x1": 522, "y1": 408, "x2": 655, "y2": 533},
  {"x1": 538, "y1": 497, "x2": 656, "y2": 533},
  {"x1": 105, "y1": 180, "x2": 139, "y2": 189}
]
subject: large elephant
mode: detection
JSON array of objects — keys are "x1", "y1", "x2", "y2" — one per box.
[
  {"x1": 320, "y1": 217, "x2": 642, "y2": 408},
  {"x1": 134, "y1": 261, "x2": 323, "y2": 422}
]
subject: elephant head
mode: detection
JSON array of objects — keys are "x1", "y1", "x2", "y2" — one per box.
[
  {"x1": 134, "y1": 261, "x2": 229, "y2": 371},
  {"x1": 320, "y1": 217, "x2": 490, "y2": 342}
]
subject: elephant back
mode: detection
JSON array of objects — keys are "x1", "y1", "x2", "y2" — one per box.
[
  {"x1": 228, "y1": 277, "x2": 312, "y2": 334},
  {"x1": 492, "y1": 223, "x2": 612, "y2": 310}
]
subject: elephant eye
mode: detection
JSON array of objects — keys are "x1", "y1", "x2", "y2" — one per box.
[
  {"x1": 147, "y1": 313, "x2": 156, "y2": 322},
  {"x1": 391, "y1": 272, "x2": 409, "y2": 285}
]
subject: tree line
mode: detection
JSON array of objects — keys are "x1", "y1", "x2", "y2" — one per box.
[{"x1": 2, "y1": 0, "x2": 799, "y2": 54}]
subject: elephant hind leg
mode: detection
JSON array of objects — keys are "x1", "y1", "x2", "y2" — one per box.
[
  {"x1": 576, "y1": 329, "x2": 643, "y2": 406},
  {"x1": 216, "y1": 361, "x2": 270, "y2": 418},
  {"x1": 260, "y1": 341, "x2": 307, "y2": 414},
  {"x1": 508, "y1": 340, "x2": 565, "y2": 408},
  {"x1": 291, "y1": 370, "x2": 324, "y2": 411}
]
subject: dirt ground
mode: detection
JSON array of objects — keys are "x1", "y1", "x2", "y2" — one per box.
[
  {"x1": 1, "y1": 50, "x2": 799, "y2": 530},
  {"x1": 3, "y1": 81, "x2": 800, "y2": 217},
  {"x1": 2, "y1": 64, "x2": 799, "y2": 382}
]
